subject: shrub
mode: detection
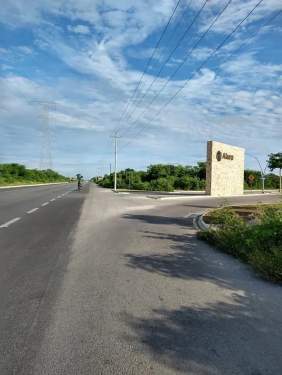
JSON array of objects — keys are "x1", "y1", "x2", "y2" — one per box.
[
  {"x1": 138, "y1": 181, "x2": 151, "y2": 190},
  {"x1": 249, "y1": 246, "x2": 282, "y2": 282},
  {"x1": 150, "y1": 177, "x2": 174, "y2": 192},
  {"x1": 199, "y1": 205, "x2": 282, "y2": 283},
  {"x1": 100, "y1": 177, "x2": 113, "y2": 188},
  {"x1": 175, "y1": 176, "x2": 204, "y2": 190}
]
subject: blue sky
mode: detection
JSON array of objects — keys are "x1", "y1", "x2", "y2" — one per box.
[{"x1": 0, "y1": 0, "x2": 281, "y2": 177}]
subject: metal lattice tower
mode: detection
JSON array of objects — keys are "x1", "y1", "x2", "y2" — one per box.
[{"x1": 34, "y1": 101, "x2": 56, "y2": 170}]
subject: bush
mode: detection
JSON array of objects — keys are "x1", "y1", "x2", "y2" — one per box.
[
  {"x1": 100, "y1": 177, "x2": 113, "y2": 188},
  {"x1": 199, "y1": 205, "x2": 282, "y2": 283},
  {"x1": 150, "y1": 177, "x2": 174, "y2": 192},
  {"x1": 249, "y1": 247, "x2": 282, "y2": 282},
  {"x1": 174, "y1": 175, "x2": 206, "y2": 191},
  {"x1": 132, "y1": 181, "x2": 150, "y2": 190}
]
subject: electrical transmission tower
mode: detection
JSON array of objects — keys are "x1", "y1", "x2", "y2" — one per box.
[{"x1": 34, "y1": 101, "x2": 56, "y2": 170}]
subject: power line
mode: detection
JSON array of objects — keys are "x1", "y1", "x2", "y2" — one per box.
[
  {"x1": 165, "y1": 0, "x2": 194, "y2": 47},
  {"x1": 118, "y1": 0, "x2": 209, "y2": 136},
  {"x1": 113, "y1": 0, "x2": 183, "y2": 136},
  {"x1": 119, "y1": 0, "x2": 265, "y2": 151},
  {"x1": 211, "y1": 8, "x2": 282, "y2": 77},
  {"x1": 119, "y1": 0, "x2": 233, "y2": 139}
]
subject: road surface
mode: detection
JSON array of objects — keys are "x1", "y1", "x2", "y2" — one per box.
[{"x1": 0, "y1": 184, "x2": 281, "y2": 375}]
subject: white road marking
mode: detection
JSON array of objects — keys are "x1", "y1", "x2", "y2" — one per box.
[
  {"x1": 57, "y1": 195, "x2": 62, "y2": 199},
  {"x1": 50, "y1": 198, "x2": 56, "y2": 202},
  {"x1": 27, "y1": 208, "x2": 39, "y2": 214},
  {"x1": 41, "y1": 202, "x2": 49, "y2": 207},
  {"x1": 0, "y1": 217, "x2": 21, "y2": 228}
]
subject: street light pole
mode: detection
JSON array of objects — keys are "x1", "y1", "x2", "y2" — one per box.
[
  {"x1": 111, "y1": 134, "x2": 121, "y2": 192},
  {"x1": 246, "y1": 153, "x2": 266, "y2": 194},
  {"x1": 114, "y1": 137, "x2": 117, "y2": 191}
]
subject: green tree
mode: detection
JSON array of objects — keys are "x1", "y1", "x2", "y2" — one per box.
[
  {"x1": 0, "y1": 163, "x2": 68, "y2": 185},
  {"x1": 267, "y1": 153, "x2": 282, "y2": 192}
]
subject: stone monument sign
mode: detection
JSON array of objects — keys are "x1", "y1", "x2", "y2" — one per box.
[{"x1": 206, "y1": 141, "x2": 245, "y2": 196}]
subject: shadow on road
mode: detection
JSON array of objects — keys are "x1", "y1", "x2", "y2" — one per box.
[
  {"x1": 123, "y1": 297, "x2": 282, "y2": 375},
  {"x1": 122, "y1": 213, "x2": 189, "y2": 227},
  {"x1": 125, "y1": 230, "x2": 233, "y2": 289},
  {"x1": 123, "y1": 213, "x2": 238, "y2": 290},
  {"x1": 122, "y1": 212, "x2": 282, "y2": 375}
]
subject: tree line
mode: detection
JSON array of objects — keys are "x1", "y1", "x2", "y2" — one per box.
[
  {"x1": 93, "y1": 158, "x2": 281, "y2": 192},
  {"x1": 0, "y1": 163, "x2": 69, "y2": 185},
  {"x1": 93, "y1": 163, "x2": 206, "y2": 191}
]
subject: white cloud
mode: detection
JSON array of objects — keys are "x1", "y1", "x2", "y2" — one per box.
[
  {"x1": 16, "y1": 46, "x2": 33, "y2": 54},
  {"x1": 67, "y1": 24, "x2": 90, "y2": 34},
  {"x1": 196, "y1": 0, "x2": 282, "y2": 35},
  {"x1": 191, "y1": 47, "x2": 213, "y2": 61},
  {"x1": 0, "y1": 0, "x2": 281, "y2": 173},
  {"x1": 220, "y1": 53, "x2": 282, "y2": 87},
  {"x1": 0, "y1": 47, "x2": 8, "y2": 55}
]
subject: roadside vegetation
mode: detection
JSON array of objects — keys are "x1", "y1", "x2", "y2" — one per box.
[
  {"x1": 267, "y1": 152, "x2": 282, "y2": 192},
  {"x1": 0, "y1": 163, "x2": 69, "y2": 185},
  {"x1": 93, "y1": 163, "x2": 206, "y2": 191},
  {"x1": 244, "y1": 169, "x2": 280, "y2": 190},
  {"x1": 94, "y1": 163, "x2": 281, "y2": 192},
  {"x1": 198, "y1": 204, "x2": 282, "y2": 283}
]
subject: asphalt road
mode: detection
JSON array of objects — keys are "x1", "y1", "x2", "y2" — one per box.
[
  {"x1": 0, "y1": 183, "x2": 76, "y2": 225},
  {"x1": 0, "y1": 184, "x2": 281, "y2": 375}
]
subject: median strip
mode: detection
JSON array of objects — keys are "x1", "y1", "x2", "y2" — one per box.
[{"x1": 0, "y1": 217, "x2": 21, "y2": 228}]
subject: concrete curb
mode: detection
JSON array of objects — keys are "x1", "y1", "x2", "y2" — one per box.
[
  {"x1": 114, "y1": 189, "x2": 205, "y2": 195},
  {"x1": 148, "y1": 195, "x2": 206, "y2": 200},
  {"x1": 193, "y1": 213, "x2": 210, "y2": 231},
  {"x1": 0, "y1": 182, "x2": 69, "y2": 190},
  {"x1": 147, "y1": 192, "x2": 280, "y2": 201}
]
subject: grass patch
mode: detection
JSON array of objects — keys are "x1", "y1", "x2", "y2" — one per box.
[{"x1": 198, "y1": 204, "x2": 282, "y2": 283}]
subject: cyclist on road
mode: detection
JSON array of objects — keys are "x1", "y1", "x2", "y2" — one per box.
[{"x1": 76, "y1": 173, "x2": 83, "y2": 191}]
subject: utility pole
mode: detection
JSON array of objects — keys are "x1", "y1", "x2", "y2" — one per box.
[
  {"x1": 33, "y1": 100, "x2": 56, "y2": 170},
  {"x1": 111, "y1": 134, "x2": 121, "y2": 192}
]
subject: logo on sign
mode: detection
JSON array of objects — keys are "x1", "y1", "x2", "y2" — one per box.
[
  {"x1": 216, "y1": 151, "x2": 222, "y2": 161},
  {"x1": 216, "y1": 151, "x2": 234, "y2": 161}
]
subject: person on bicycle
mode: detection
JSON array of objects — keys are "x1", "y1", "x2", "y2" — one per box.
[{"x1": 76, "y1": 174, "x2": 83, "y2": 191}]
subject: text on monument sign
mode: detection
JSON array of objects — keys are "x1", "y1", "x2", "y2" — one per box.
[{"x1": 216, "y1": 151, "x2": 234, "y2": 161}]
